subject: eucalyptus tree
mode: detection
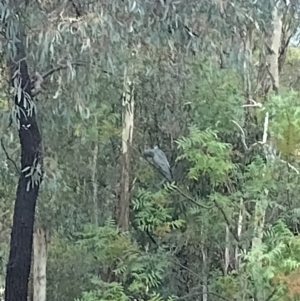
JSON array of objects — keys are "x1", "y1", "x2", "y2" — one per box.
[
  {"x1": 2, "y1": 1, "x2": 229, "y2": 300},
  {"x1": 2, "y1": 1, "x2": 300, "y2": 301},
  {"x1": 0, "y1": 4, "x2": 43, "y2": 301},
  {"x1": 0, "y1": 1, "x2": 229, "y2": 300}
]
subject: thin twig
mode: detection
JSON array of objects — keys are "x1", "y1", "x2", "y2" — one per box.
[
  {"x1": 231, "y1": 120, "x2": 248, "y2": 150},
  {"x1": 280, "y1": 159, "x2": 299, "y2": 174},
  {"x1": 241, "y1": 99, "x2": 263, "y2": 108},
  {"x1": 30, "y1": 62, "x2": 86, "y2": 97},
  {"x1": 213, "y1": 200, "x2": 244, "y2": 252},
  {"x1": 42, "y1": 62, "x2": 85, "y2": 80},
  {"x1": 231, "y1": 111, "x2": 269, "y2": 152},
  {"x1": 0, "y1": 138, "x2": 19, "y2": 173},
  {"x1": 174, "y1": 186, "x2": 212, "y2": 209},
  {"x1": 265, "y1": 288, "x2": 278, "y2": 301}
]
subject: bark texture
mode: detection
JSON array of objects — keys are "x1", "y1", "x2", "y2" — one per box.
[
  {"x1": 118, "y1": 73, "x2": 134, "y2": 231},
  {"x1": 33, "y1": 227, "x2": 49, "y2": 301}
]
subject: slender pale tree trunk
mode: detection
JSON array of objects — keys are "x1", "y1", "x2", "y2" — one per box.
[
  {"x1": 234, "y1": 198, "x2": 244, "y2": 270},
  {"x1": 243, "y1": 24, "x2": 253, "y2": 103},
  {"x1": 118, "y1": 67, "x2": 134, "y2": 231},
  {"x1": 224, "y1": 226, "x2": 230, "y2": 275},
  {"x1": 252, "y1": 1, "x2": 282, "y2": 251},
  {"x1": 202, "y1": 246, "x2": 208, "y2": 301},
  {"x1": 33, "y1": 227, "x2": 49, "y2": 301},
  {"x1": 266, "y1": 5, "x2": 282, "y2": 93},
  {"x1": 92, "y1": 130, "x2": 99, "y2": 227},
  {"x1": 251, "y1": 5, "x2": 282, "y2": 301}
]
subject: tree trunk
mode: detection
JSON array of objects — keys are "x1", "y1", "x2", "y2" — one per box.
[
  {"x1": 251, "y1": 5, "x2": 282, "y2": 301},
  {"x1": 224, "y1": 226, "x2": 230, "y2": 275},
  {"x1": 266, "y1": 5, "x2": 282, "y2": 93},
  {"x1": 243, "y1": 24, "x2": 253, "y2": 103},
  {"x1": 202, "y1": 246, "x2": 208, "y2": 301},
  {"x1": 234, "y1": 198, "x2": 243, "y2": 270},
  {"x1": 92, "y1": 135, "x2": 99, "y2": 227},
  {"x1": 258, "y1": 5, "x2": 282, "y2": 96},
  {"x1": 33, "y1": 227, "x2": 49, "y2": 301},
  {"x1": 27, "y1": 251, "x2": 33, "y2": 301},
  {"x1": 251, "y1": 0, "x2": 282, "y2": 255},
  {"x1": 118, "y1": 68, "x2": 134, "y2": 231},
  {"x1": 5, "y1": 31, "x2": 43, "y2": 301}
]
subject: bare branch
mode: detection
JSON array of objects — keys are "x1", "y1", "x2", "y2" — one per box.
[
  {"x1": 213, "y1": 200, "x2": 242, "y2": 247},
  {"x1": 232, "y1": 111, "x2": 269, "y2": 153},
  {"x1": 30, "y1": 62, "x2": 86, "y2": 97},
  {"x1": 241, "y1": 99, "x2": 263, "y2": 108},
  {"x1": 231, "y1": 120, "x2": 248, "y2": 150},
  {"x1": 233, "y1": 111, "x2": 299, "y2": 173},
  {"x1": 280, "y1": 159, "x2": 299, "y2": 174},
  {"x1": 41, "y1": 62, "x2": 85, "y2": 80},
  {"x1": 0, "y1": 138, "x2": 19, "y2": 174},
  {"x1": 174, "y1": 186, "x2": 212, "y2": 209},
  {"x1": 262, "y1": 112, "x2": 269, "y2": 144}
]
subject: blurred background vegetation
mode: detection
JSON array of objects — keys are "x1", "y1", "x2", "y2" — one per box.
[{"x1": 2, "y1": 1, "x2": 300, "y2": 301}]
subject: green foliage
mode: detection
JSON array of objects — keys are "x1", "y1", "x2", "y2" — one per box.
[
  {"x1": 132, "y1": 188, "x2": 185, "y2": 235},
  {"x1": 3, "y1": 1, "x2": 300, "y2": 301},
  {"x1": 210, "y1": 221, "x2": 300, "y2": 301},
  {"x1": 286, "y1": 47, "x2": 300, "y2": 63},
  {"x1": 176, "y1": 126, "x2": 234, "y2": 183},
  {"x1": 48, "y1": 222, "x2": 173, "y2": 301},
  {"x1": 263, "y1": 221, "x2": 300, "y2": 273},
  {"x1": 267, "y1": 90, "x2": 300, "y2": 158},
  {"x1": 239, "y1": 221, "x2": 300, "y2": 300},
  {"x1": 78, "y1": 280, "x2": 129, "y2": 301},
  {"x1": 185, "y1": 61, "x2": 243, "y2": 134}
]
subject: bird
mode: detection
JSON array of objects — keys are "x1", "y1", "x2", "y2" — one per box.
[{"x1": 143, "y1": 145, "x2": 173, "y2": 182}]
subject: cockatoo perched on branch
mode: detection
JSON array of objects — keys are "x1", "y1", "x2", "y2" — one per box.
[{"x1": 143, "y1": 146, "x2": 172, "y2": 182}]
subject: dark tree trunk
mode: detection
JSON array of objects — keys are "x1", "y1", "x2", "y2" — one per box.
[{"x1": 5, "y1": 38, "x2": 43, "y2": 301}]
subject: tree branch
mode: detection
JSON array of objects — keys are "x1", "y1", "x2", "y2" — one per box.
[
  {"x1": 0, "y1": 138, "x2": 19, "y2": 173},
  {"x1": 31, "y1": 62, "x2": 86, "y2": 96},
  {"x1": 41, "y1": 62, "x2": 85, "y2": 80},
  {"x1": 174, "y1": 186, "x2": 212, "y2": 209},
  {"x1": 213, "y1": 200, "x2": 245, "y2": 253}
]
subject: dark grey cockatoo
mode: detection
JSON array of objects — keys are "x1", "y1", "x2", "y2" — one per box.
[{"x1": 143, "y1": 145, "x2": 172, "y2": 182}]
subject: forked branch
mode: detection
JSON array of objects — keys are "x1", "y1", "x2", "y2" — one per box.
[{"x1": 30, "y1": 62, "x2": 85, "y2": 96}]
